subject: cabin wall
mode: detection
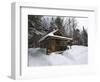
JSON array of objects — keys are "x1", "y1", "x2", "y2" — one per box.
[
  {"x1": 47, "y1": 39, "x2": 56, "y2": 53},
  {"x1": 39, "y1": 37, "x2": 72, "y2": 54}
]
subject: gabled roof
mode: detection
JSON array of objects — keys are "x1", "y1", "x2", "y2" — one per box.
[{"x1": 39, "y1": 29, "x2": 72, "y2": 42}]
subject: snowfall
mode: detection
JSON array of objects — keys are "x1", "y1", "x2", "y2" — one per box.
[{"x1": 28, "y1": 45, "x2": 88, "y2": 66}]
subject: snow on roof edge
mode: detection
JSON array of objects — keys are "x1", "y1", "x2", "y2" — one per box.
[
  {"x1": 50, "y1": 35, "x2": 73, "y2": 40},
  {"x1": 39, "y1": 29, "x2": 58, "y2": 42},
  {"x1": 39, "y1": 29, "x2": 73, "y2": 42}
]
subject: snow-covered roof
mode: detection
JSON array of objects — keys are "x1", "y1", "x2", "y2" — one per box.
[
  {"x1": 39, "y1": 29, "x2": 72, "y2": 42},
  {"x1": 50, "y1": 35, "x2": 73, "y2": 40}
]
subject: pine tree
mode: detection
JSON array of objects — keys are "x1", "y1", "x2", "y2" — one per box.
[
  {"x1": 81, "y1": 26, "x2": 88, "y2": 46},
  {"x1": 55, "y1": 17, "x2": 65, "y2": 35},
  {"x1": 48, "y1": 17, "x2": 57, "y2": 33},
  {"x1": 28, "y1": 15, "x2": 43, "y2": 48}
]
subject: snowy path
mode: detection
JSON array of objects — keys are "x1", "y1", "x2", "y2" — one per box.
[{"x1": 28, "y1": 45, "x2": 88, "y2": 66}]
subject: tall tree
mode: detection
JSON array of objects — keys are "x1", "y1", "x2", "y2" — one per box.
[
  {"x1": 71, "y1": 17, "x2": 77, "y2": 37},
  {"x1": 64, "y1": 17, "x2": 77, "y2": 38},
  {"x1": 55, "y1": 17, "x2": 65, "y2": 35},
  {"x1": 41, "y1": 17, "x2": 50, "y2": 32},
  {"x1": 28, "y1": 15, "x2": 43, "y2": 30},
  {"x1": 48, "y1": 17, "x2": 57, "y2": 33},
  {"x1": 81, "y1": 26, "x2": 88, "y2": 46},
  {"x1": 28, "y1": 15, "x2": 43, "y2": 48}
]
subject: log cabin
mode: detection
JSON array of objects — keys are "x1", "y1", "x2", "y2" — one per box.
[{"x1": 39, "y1": 29, "x2": 73, "y2": 55}]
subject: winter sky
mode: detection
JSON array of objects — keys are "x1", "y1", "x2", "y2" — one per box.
[{"x1": 76, "y1": 18, "x2": 88, "y2": 31}]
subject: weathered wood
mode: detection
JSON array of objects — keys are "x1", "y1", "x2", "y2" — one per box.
[{"x1": 39, "y1": 30, "x2": 73, "y2": 54}]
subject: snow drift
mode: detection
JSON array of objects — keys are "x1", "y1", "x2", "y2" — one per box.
[{"x1": 28, "y1": 45, "x2": 88, "y2": 66}]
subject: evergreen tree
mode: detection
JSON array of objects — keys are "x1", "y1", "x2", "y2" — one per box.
[
  {"x1": 66, "y1": 18, "x2": 73, "y2": 37},
  {"x1": 81, "y1": 26, "x2": 88, "y2": 46},
  {"x1": 48, "y1": 17, "x2": 57, "y2": 33},
  {"x1": 28, "y1": 15, "x2": 43, "y2": 48},
  {"x1": 55, "y1": 17, "x2": 65, "y2": 35}
]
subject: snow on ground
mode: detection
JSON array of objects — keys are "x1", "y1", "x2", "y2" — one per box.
[{"x1": 28, "y1": 45, "x2": 88, "y2": 66}]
